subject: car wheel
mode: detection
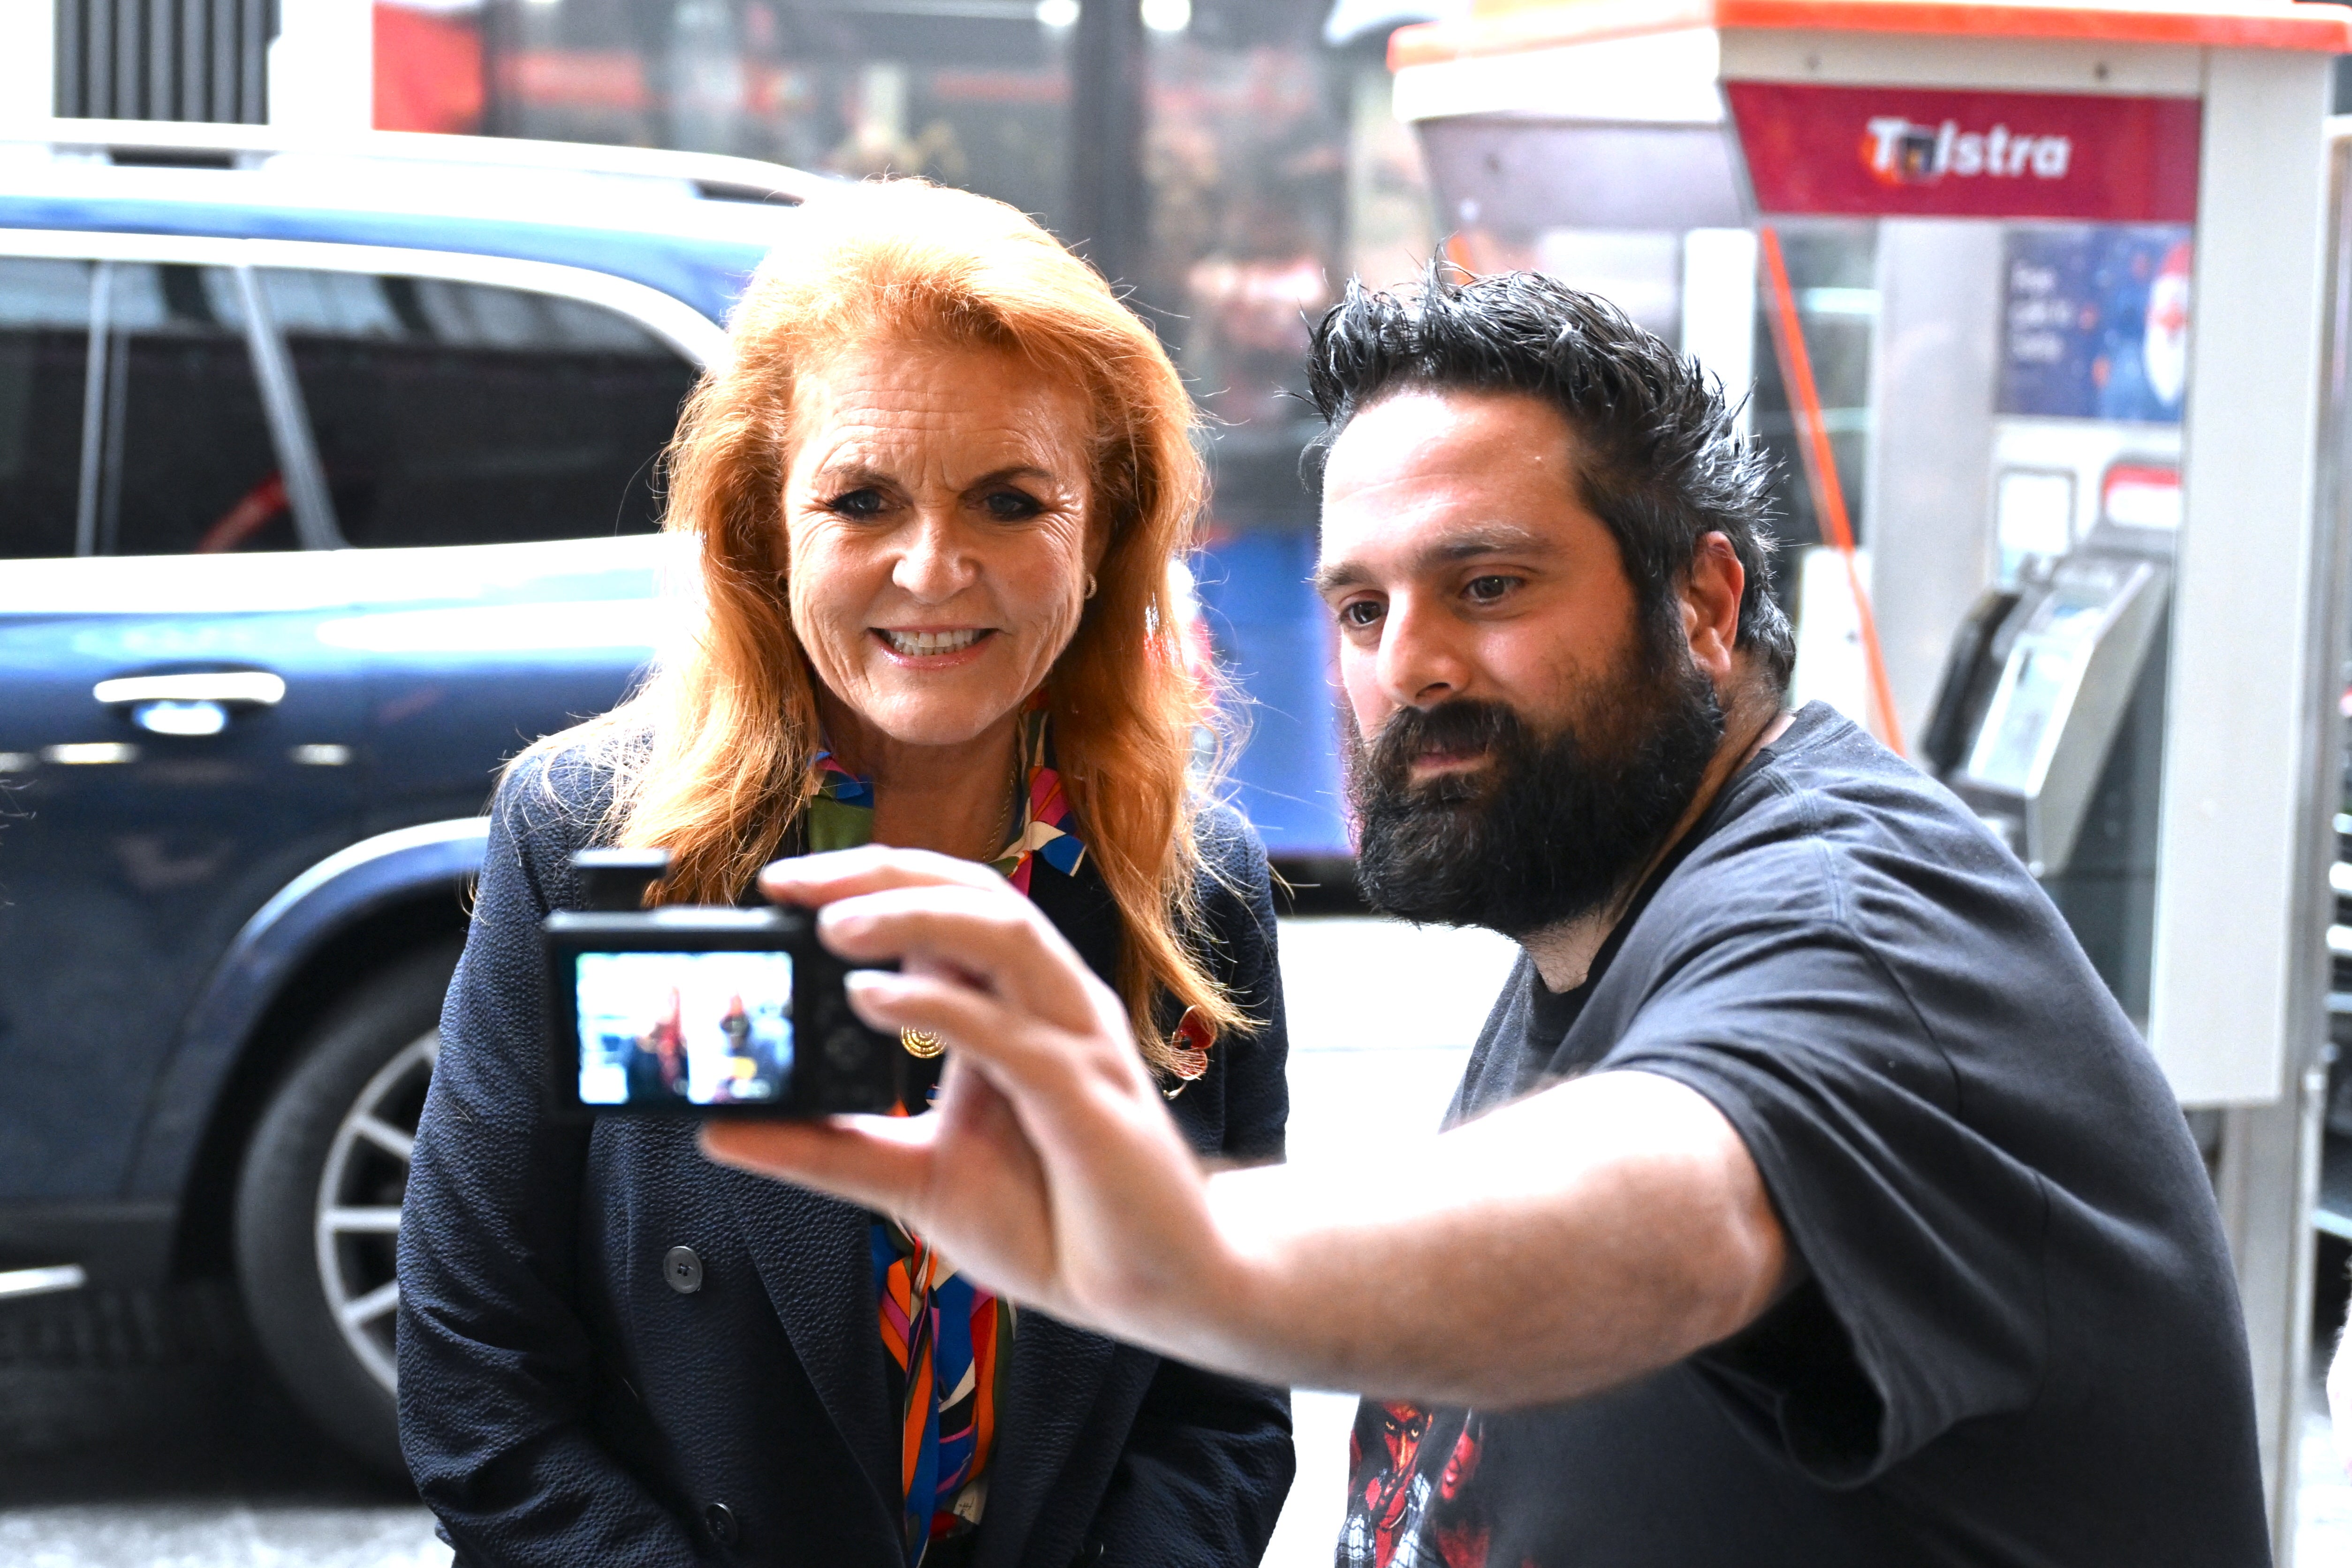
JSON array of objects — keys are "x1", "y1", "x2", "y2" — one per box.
[{"x1": 234, "y1": 940, "x2": 456, "y2": 1478}]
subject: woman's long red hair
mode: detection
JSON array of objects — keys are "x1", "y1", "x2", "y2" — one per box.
[{"x1": 550, "y1": 179, "x2": 1244, "y2": 1066}]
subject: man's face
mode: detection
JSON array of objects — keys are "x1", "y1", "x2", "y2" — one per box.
[{"x1": 1316, "y1": 388, "x2": 1724, "y2": 938}]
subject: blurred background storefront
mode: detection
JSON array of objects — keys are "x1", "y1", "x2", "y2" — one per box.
[
  {"x1": 22, "y1": 0, "x2": 1923, "y2": 862},
  {"x1": 363, "y1": 0, "x2": 1446, "y2": 859}
]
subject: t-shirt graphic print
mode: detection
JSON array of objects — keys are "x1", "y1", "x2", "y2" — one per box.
[{"x1": 1341, "y1": 1402, "x2": 1497, "y2": 1568}]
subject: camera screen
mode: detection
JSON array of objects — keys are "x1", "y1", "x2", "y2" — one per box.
[{"x1": 573, "y1": 950, "x2": 795, "y2": 1107}]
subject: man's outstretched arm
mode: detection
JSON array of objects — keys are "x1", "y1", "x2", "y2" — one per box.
[
  {"x1": 704, "y1": 846, "x2": 1790, "y2": 1410},
  {"x1": 1198, "y1": 1067, "x2": 1788, "y2": 1404}
]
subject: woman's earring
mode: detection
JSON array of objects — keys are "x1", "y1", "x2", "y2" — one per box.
[{"x1": 1083, "y1": 574, "x2": 1099, "y2": 600}]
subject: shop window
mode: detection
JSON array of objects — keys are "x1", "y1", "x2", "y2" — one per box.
[
  {"x1": 261, "y1": 270, "x2": 700, "y2": 549},
  {"x1": 462, "y1": 0, "x2": 1073, "y2": 232}
]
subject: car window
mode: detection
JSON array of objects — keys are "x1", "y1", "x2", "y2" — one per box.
[
  {"x1": 105, "y1": 262, "x2": 296, "y2": 557},
  {"x1": 0, "y1": 258, "x2": 93, "y2": 559},
  {"x1": 260, "y1": 270, "x2": 701, "y2": 549}
]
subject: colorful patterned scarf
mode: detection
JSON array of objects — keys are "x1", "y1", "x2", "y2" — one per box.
[
  {"x1": 809, "y1": 712, "x2": 1085, "y2": 892},
  {"x1": 810, "y1": 710, "x2": 1083, "y2": 1565}
]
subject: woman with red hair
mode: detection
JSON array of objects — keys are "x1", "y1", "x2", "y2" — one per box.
[{"x1": 395, "y1": 181, "x2": 1293, "y2": 1568}]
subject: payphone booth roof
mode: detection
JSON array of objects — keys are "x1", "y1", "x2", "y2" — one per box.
[
  {"x1": 1389, "y1": 0, "x2": 2352, "y2": 64},
  {"x1": 1388, "y1": 0, "x2": 2348, "y2": 227}
]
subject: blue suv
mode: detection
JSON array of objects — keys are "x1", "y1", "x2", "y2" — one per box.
[{"x1": 0, "y1": 120, "x2": 819, "y2": 1471}]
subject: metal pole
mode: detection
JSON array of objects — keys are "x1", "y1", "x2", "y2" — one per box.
[
  {"x1": 233, "y1": 264, "x2": 343, "y2": 551},
  {"x1": 74, "y1": 260, "x2": 112, "y2": 559},
  {"x1": 48, "y1": 0, "x2": 76, "y2": 118},
  {"x1": 478, "y1": 0, "x2": 522, "y2": 139},
  {"x1": 2216, "y1": 1084, "x2": 2329, "y2": 1563},
  {"x1": 1066, "y1": 0, "x2": 1146, "y2": 296}
]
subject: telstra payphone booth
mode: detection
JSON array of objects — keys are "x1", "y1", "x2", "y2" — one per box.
[{"x1": 1391, "y1": 0, "x2": 2352, "y2": 1550}]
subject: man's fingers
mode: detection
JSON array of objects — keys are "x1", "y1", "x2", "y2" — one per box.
[
  {"x1": 819, "y1": 882, "x2": 1050, "y2": 966},
  {"x1": 845, "y1": 971, "x2": 1112, "y2": 1110},
  {"x1": 759, "y1": 845, "x2": 1003, "y2": 907},
  {"x1": 764, "y1": 855, "x2": 1102, "y2": 1028},
  {"x1": 823, "y1": 885, "x2": 1102, "y2": 1025},
  {"x1": 700, "y1": 1114, "x2": 936, "y2": 1217},
  {"x1": 843, "y1": 969, "x2": 1007, "y2": 1043}
]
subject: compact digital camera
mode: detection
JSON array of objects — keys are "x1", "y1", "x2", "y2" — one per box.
[{"x1": 543, "y1": 848, "x2": 905, "y2": 1117}]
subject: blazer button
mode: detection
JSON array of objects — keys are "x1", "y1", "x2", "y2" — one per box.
[
  {"x1": 705, "y1": 1500, "x2": 738, "y2": 1545},
  {"x1": 663, "y1": 1245, "x2": 703, "y2": 1294}
]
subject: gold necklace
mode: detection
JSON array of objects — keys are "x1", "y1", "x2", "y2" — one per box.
[{"x1": 984, "y1": 753, "x2": 1019, "y2": 860}]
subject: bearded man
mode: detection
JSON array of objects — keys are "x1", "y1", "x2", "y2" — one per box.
[{"x1": 708, "y1": 271, "x2": 2270, "y2": 1567}]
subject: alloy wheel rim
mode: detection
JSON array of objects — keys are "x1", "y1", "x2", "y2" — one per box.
[{"x1": 313, "y1": 1029, "x2": 436, "y2": 1393}]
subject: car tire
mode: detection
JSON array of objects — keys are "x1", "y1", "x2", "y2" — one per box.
[{"x1": 234, "y1": 940, "x2": 457, "y2": 1479}]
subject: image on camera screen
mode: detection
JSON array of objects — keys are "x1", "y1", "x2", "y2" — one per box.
[{"x1": 574, "y1": 950, "x2": 795, "y2": 1107}]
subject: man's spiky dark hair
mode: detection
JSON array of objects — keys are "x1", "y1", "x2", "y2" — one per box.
[{"x1": 1305, "y1": 265, "x2": 1793, "y2": 688}]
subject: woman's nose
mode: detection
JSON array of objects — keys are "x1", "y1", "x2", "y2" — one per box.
[{"x1": 891, "y1": 514, "x2": 978, "y2": 602}]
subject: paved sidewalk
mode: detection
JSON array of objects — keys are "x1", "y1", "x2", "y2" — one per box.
[
  {"x1": 0, "y1": 1504, "x2": 447, "y2": 1568},
  {"x1": 0, "y1": 1303, "x2": 444, "y2": 1567}
]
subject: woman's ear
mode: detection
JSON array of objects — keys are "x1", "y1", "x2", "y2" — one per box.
[
  {"x1": 1086, "y1": 495, "x2": 1115, "y2": 573},
  {"x1": 1080, "y1": 513, "x2": 1113, "y2": 601}
]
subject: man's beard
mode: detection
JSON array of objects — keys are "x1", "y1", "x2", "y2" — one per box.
[{"x1": 1345, "y1": 618, "x2": 1727, "y2": 940}]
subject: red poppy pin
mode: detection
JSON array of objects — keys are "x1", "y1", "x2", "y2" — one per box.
[{"x1": 1166, "y1": 1005, "x2": 1215, "y2": 1091}]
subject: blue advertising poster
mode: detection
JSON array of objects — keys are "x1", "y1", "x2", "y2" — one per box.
[
  {"x1": 1997, "y1": 224, "x2": 2192, "y2": 424},
  {"x1": 1190, "y1": 530, "x2": 1351, "y2": 859}
]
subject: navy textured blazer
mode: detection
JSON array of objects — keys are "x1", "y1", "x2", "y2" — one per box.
[{"x1": 395, "y1": 747, "x2": 1295, "y2": 1568}]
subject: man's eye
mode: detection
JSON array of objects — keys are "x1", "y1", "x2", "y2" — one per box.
[
  {"x1": 827, "y1": 488, "x2": 888, "y2": 519},
  {"x1": 1465, "y1": 575, "x2": 1516, "y2": 603},
  {"x1": 1339, "y1": 599, "x2": 1384, "y2": 628},
  {"x1": 981, "y1": 489, "x2": 1042, "y2": 521}
]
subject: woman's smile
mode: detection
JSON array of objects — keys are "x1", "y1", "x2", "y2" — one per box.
[{"x1": 874, "y1": 626, "x2": 997, "y2": 661}]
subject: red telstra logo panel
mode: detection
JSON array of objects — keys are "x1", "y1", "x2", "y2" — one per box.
[{"x1": 1725, "y1": 81, "x2": 2202, "y2": 223}]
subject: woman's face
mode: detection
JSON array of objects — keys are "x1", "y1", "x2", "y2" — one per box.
[{"x1": 781, "y1": 337, "x2": 1101, "y2": 753}]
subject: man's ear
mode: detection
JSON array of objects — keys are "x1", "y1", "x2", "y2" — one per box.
[{"x1": 1680, "y1": 533, "x2": 1746, "y2": 680}]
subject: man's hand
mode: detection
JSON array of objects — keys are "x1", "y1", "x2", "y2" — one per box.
[
  {"x1": 705, "y1": 845, "x2": 1788, "y2": 1405},
  {"x1": 700, "y1": 846, "x2": 1235, "y2": 1344}
]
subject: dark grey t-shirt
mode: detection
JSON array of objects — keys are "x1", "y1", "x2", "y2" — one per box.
[{"x1": 1337, "y1": 703, "x2": 2267, "y2": 1568}]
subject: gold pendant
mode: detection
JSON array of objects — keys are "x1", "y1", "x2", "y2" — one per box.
[{"x1": 900, "y1": 1027, "x2": 945, "y2": 1060}]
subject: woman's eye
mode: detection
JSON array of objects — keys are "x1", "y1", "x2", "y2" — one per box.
[
  {"x1": 981, "y1": 489, "x2": 1042, "y2": 522},
  {"x1": 1465, "y1": 575, "x2": 1516, "y2": 604},
  {"x1": 826, "y1": 488, "x2": 888, "y2": 519}
]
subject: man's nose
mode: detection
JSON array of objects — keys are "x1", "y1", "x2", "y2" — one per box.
[
  {"x1": 1375, "y1": 595, "x2": 1472, "y2": 706},
  {"x1": 892, "y1": 513, "x2": 977, "y2": 602}
]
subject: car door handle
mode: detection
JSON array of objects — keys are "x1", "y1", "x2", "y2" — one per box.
[
  {"x1": 94, "y1": 672, "x2": 287, "y2": 738},
  {"x1": 93, "y1": 673, "x2": 288, "y2": 708}
]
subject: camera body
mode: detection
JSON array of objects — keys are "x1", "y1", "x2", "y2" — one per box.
[{"x1": 544, "y1": 849, "x2": 905, "y2": 1117}]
